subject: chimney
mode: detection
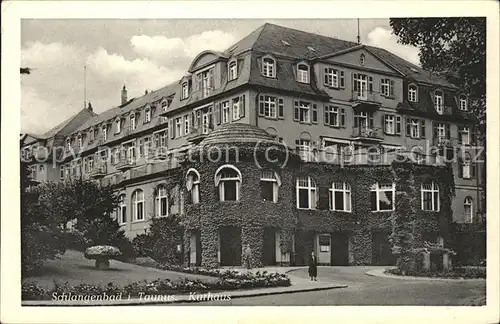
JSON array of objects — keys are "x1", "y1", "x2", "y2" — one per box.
[
  {"x1": 121, "y1": 85, "x2": 128, "y2": 105},
  {"x1": 145, "y1": 89, "x2": 149, "y2": 95},
  {"x1": 87, "y1": 101, "x2": 93, "y2": 112}
]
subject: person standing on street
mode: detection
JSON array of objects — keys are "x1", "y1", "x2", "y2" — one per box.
[
  {"x1": 308, "y1": 251, "x2": 318, "y2": 281},
  {"x1": 243, "y1": 244, "x2": 252, "y2": 269}
]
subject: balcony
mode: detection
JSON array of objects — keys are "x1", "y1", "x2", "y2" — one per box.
[
  {"x1": 115, "y1": 156, "x2": 136, "y2": 171},
  {"x1": 350, "y1": 90, "x2": 382, "y2": 111},
  {"x1": 89, "y1": 163, "x2": 107, "y2": 179},
  {"x1": 187, "y1": 125, "x2": 213, "y2": 144},
  {"x1": 351, "y1": 127, "x2": 383, "y2": 142},
  {"x1": 148, "y1": 146, "x2": 169, "y2": 160}
]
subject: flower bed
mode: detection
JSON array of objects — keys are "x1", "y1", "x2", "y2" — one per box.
[
  {"x1": 22, "y1": 272, "x2": 291, "y2": 301},
  {"x1": 386, "y1": 266, "x2": 486, "y2": 279},
  {"x1": 156, "y1": 264, "x2": 274, "y2": 279}
]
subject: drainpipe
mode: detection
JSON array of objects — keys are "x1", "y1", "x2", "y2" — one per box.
[{"x1": 255, "y1": 91, "x2": 261, "y2": 128}]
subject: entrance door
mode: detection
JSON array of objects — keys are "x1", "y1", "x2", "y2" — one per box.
[
  {"x1": 219, "y1": 226, "x2": 241, "y2": 266},
  {"x1": 195, "y1": 230, "x2": 202, "y2": 266},
  {"x1": 263, "y1": 228, "x2": 276, "y2": 266},
  {"x1": 331, "y1": 233, "x2": 349, "y2": 265},
  {"x1": 371, "y1": 231, "x2": 396, "y2": 265}
]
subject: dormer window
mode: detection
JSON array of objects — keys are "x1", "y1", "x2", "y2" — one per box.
[
  {"x1": 296, "y1": 63, "x2": 309, "y2": 83},
  {"x1": 115, "y1": 119, "x2": 121, "y2": 134},
  {"x1": 262, "y1": 56, "x2": 276, "y2": 78},
  {"x1": 228, "y1": 60, "x2": 238, "y2": 81},
  {"x1": 144, "y1": 107, "x2": 151, "y2": 123},
  {"x1": 181, "y1": 82, "x2": 189, "y2": 100},
  {"x1": 408, "y1": 84, "x2": 418, "y2": 102},
  {"x1": 434, "y1": 90, "x2": 444, "y2": 114},
  {"x1": 66, "y1": 138, "x2": 71, "y2": 150},
  {"x1": 459, "y1": 94, "x2": 468, "y2": 111},
  {"x1": 102, "y1": 125, "x2": 108, "y2": 141},
  {"x1": 89, "y1": 128, "x2": 95, "y2": 142},
  {"x1": 130, "y1": 114, "x2": 136, "y2": 130},
  {"x1": 77, "y1": 134, "x2": 83, "y2": 149},
  {"x1": 360, "y1": 54, "x2": 366, "y2": 66}
]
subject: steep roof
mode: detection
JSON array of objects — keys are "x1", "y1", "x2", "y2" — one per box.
[
  {"x1": 40, "y1": 107, "x2": 96, "y2": 139},
  {"x1": 75, "y1": 82, "x2": 177, "y2": 133},
  {"x1": 242, "y1": 23, "x2": 456, "y2": 89}
]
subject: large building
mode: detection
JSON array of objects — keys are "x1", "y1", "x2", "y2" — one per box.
[{"x1": 21, "y1": 23, "x2": 484, "y2": 267}]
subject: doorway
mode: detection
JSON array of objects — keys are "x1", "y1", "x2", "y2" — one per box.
[
  {"x1": 331, "y1": 232, "x2": 349, "y2": 265},
  {"x1": 263, "y1": 227, "x2": 277, "y2": 266},
  {"x1": 371, "y1": 231, "x2": 396, "y2": 265},
  {"x1": 219, "y1": 226, "x2": 241, "y2": 266}
]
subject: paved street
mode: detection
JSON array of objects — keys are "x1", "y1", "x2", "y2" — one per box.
[{"x1": 195, "y1": 267, "x2": 486, "y2": 306}]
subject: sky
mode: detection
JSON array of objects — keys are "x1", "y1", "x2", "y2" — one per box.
[{"x1": 20, "y1": 19, "x2": 420, "y2": 134}]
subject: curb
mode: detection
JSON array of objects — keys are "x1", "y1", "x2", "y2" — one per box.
[{"x1": 365, "y1": 268, "x2": 486, "y2": 282}]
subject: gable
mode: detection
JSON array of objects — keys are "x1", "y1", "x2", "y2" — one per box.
[
  {"x1": 21, "y1": 134, "x2": 41, "y2": 146},
  {"x1": 188, "y1": 50, "x2": 226, "y2": 73},
  {"x1": 324, "y1": 48, "x2": 401, "y2": 75}
]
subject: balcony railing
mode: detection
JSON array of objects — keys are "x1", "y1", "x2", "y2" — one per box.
[
  {"x1": 187, "y1": 125, "x2": 213, "y2": 144},
  {"x1": 89, "y1": 163, "x2": 107, "y2": 178},
  {"x1": 115, "y1": 156, "x2": 136, "y2": 171},
  {"x1": 147, "y1": 145, "x2": 169, "y2": 160},
  {"x1": 351, "y1": 127, "x2": 383, "y2": 141},
  {"x1": 351, "y1": 90, "x2": 382, "y2": 105}
]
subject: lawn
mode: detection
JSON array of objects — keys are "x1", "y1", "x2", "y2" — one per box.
[{"x1": 23, "y1": 250, "x2": 217, "y2": 289}]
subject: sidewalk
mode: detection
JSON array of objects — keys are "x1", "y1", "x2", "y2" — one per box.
[{"x1": 22, "y1": 267, "x2": 347, "y2": 306}]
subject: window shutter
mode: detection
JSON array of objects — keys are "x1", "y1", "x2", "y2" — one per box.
[
  {"x1": 239, "y1": 95, "x2": 245, "y2": 118},
  {"x1": 457, "y1": 126, "x2": 462, "y2": 144},
  {"x1": 312, "y1": 103, "x2": 318, "y2": 124},
  {"x1": 471, "y1": 128, "x2": 477, "y2": 145},
  {"x1": 318, "y1": 186, "x2": 330, "y2": 210},
  {"x1": 395, "y1": 116, "x2": 401, "y2": 135},
  {"x1": 323, "y1": 68, "x2": 328, "y2": 85},
  {"x1": 432, "y1": 121, "x2": 437, "y2": 143},
  {"x1": 259, "y1": 95, "x2": 264, "y2": 116},
  {"x1": 368, "y1": 76, "x2": 373, "y2": 92},
  {"x1": 278, "y1": 98, "x2": 284, "y2": 119},
  {"x1": 458, "y1": 159, "x2": 463, "y2": 178},
  {"x1": 293, "y1": 100, "x2": 299, "y2": 121},
  {"x1": 209, "y1": 69, "x2": 214, "y2": 90},
  {"x1": 471, "y1": 163, "x2": 477, "y2": 178},
  {"x1": 381, "y1": 114, "x2": 386, "y2": 133},
  {"x1": 406, "y1": 118, "x2": 411, "y2": 137},
  {"x1": 324, "y1": 105, "x2": 329, "y2": 125},
  {"x1": 215, "y1": 102, "x2": 221, "y2": 125},
  {"x1": 169, "y1": 118, "x2": 174, "y2": 139},
  {"x1": 369, "y1": 114, "x2": 374, "y2": 129},
  {"x1": 390, "y1": 80, "x2": 395, "y2": 97},
  {"x1": 420, "y1": 120, "x2": 426, "y2": 138},
  {"x1": 340, "y1": 108, "x2": 346, "y2": 127},
  {"x1": 352, "y1": 73, "x2": 358, "y2": 91},
  {"x1": 192, "y1": 112, "x2": 197, "y2": 129},
  {"x1": 197, "y1": 74, "x2": 202, "y2": 92},
  {"x1": 340, "y1": 71, "x2": 345, "y2": 88},
  {"x1": 446, "y1": 123, "x2": 451, "y2": 139}
]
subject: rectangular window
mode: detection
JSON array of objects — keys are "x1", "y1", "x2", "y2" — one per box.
[
  {"x1": 324, "y1": 68, "x2": 345, "y2": 88},
  {"x1": 130, "y1": 115, "x2": 136, "y2": 130},
  {"x1": 137, "y1": 202, "x2": 144, "y2": 220},
  {"x1": 319, "y1": 234, "x2": 331, "y2": 252},
  {"x1": 181, "y1": 82, "x2": 189, "y2": 99},
  {"x1": 380, "y1": 78, "x2": 395, "y2": 97},
  {"x1": 260, "y1": 181, "x2": 274, "y2": 201},
  {"x1": 299, "y1": 102, "x2": 310, "y2": 123},
  {"x1": 324, "y1": 105, "x2": 339, "y2": 127},
  {"x1": 175, "y1": 117, "x2": 182, "y2": 138},
  {"x1": 410, "y1": 119, "x2": 420, "y2": 138},
  {"x1": 259, "y1": 95, "x2": 277, "y2": 118},
  {"x1": 385, "y1": 115, "x2": 395, "y2": 134},
  {"x1": 232, "y1": 97, "x2": 240, "y2": 121},
  {"x1": 138, "y1": 139, "x2": 144, "y2": 156},
  {"x1": 370, "y1": 183, "x2": 395, "y2": 212},
  {"x1": 144, "y1": 109, "x2": 151, "y2": 123},
  {"x1": 184, "y1": 114, "x2": 190, "y2": 135},
  {"x1": 221, "y1": 101, "x2": 230, "y2": 124},
  {"x1": 459, "y1": 126, "x2": 470, "y2": 145},
  {"x1": 223, "y1": 181, "x2": 237, "y2": 201}
]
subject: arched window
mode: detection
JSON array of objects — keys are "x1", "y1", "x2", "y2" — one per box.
[
  {"x1": 260, "y1": 170, "x2": 280, "y2": 203},
  {"x1": 421, "y1": 181, "x2": 440, "y2": 211},
  {"x1": 262, "y1": 57, "x2": 276, "y2": 78},
  {"x1": 186, "y1": 168, "x2": 200, "y2": 204},
  {"x1": 459, "y1": 94, "x2": 468, "y2": 111},
  {"x1": 297, "y1": 63, "x2": 309, "y2": 83},
  {"x1": 181, "y1": 82, "x2": 189, "y2": 99},
  {"x1": 330, "y1": 182, "x2": 352, "y2": 212},
  {"x1": 464, "y1": 197, "x2": 473, "y2": 223},
  {"x1": 132, "y1": 189, "x2": 145, "y2": 221},
  {"x1": 116, "y1": 194, "x2": 127, "y2": 224},
  {"x1": 215, "y1": 165, "x2": 241, "y2": 201},
  {"x1": 228, "y1": 60, "x2": 238, "y2": 81},
  {"x1": 296, "y1": 176, "x2": 317, "y2": 210},
  {"x1": 155, "y1": 185, "x2": 169, "y2": 217},
  {"x1": 77, "y1": 134, "x2": 83, "y2": 148},
  {"x1": 370, "y1": 182, "x2": 395, "y2": 211},
  {"x1": 434, "y1": 90, "x2": 444, "y2": 114},
  {"x1": 359, "y1": 53, "x2": 366, "y2": 65},
  {"x1": 89, "y1": 128, "x2": 95, "y2": 142},
  {"x1": 144, "y1": 107, "x2": 151, "y2": 123},
  {"x1": 408, "y1": 84, "x2": 418, "y2": 102}
]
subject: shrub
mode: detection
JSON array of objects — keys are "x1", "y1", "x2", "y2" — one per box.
[
  {"x1": 386, "y1": 266, "x2": 485, "y2": 279},
  {"x1": 132, "y1": 234, "x2": 154, "y2": 258},
  {"x1": 22, "y1": 271, "x2": 291, "y2": 301}
]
